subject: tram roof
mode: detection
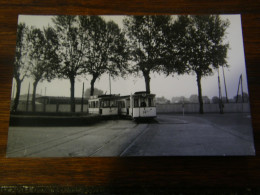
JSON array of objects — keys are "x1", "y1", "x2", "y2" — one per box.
[
  {"x1": 134, "y1": 91, "x2": 150, "y2": 95},
  {"x1": 89, "y1": 94, "x2": 120, "y2": 100},
  {"x1": 133, "y1": 91, "x2": 155, "y2": 96}
]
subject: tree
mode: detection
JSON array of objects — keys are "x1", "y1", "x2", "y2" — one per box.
[
  {"x1": 171, "y1": 96, "x2": 190, "y2": 103},
  {"x1": 26, "y1": 27, "x2": 59, "y2": 112},
  {"x1": 234, "y1": 92, "x2": 249, "y2": 103},
  {"x1": 123, "y1": 16, "x2": 177, "y2": 93},
  {"x1": 179, "y1": 15, "x2": 229, "y2": 113},
  {"x1": 12, "y1": 23, "x2": 29, "y2": 112},
  {"x1": 156, "y1": 96, "x2": 170, "y2": 104},
  {"x1": 163, "y1": 16, "x2": 191, "y2": 76},
  {"x1": 79, "y1": 16, "x2": 129, "y2": 96},
  {"x1": 84, "y1": 88, "x2": 104, "y2": 98},
  {"x1": 212, "y1": 96, "x2": 220, "y2": 104},
  {"x1": 52, "y1": 16, "x2": 86, "y2": 112},
  {"x1": 189, "y1": 94, "x2": 199, "y2": 103},
  {"x1": 202, "y1": 96, "x2": 210, "y2": 104}
]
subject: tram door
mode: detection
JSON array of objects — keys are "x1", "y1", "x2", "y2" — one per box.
[
  {"x1": 117, "y1": 100, "x2": 126, "y2": 116},
  {"x1": 118, "y1": 101, "x2": 122, "y2": 115}
]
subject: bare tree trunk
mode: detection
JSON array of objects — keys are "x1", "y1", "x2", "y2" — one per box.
[
  {"x1": 196, "y1": 74, "x2": 204, "y2": 114},
  {"x1": 12, "y1": 78, "x2": 21, "y2": 113},
  {"x1": 32, "y1": 80, "x2": 39, "y2": 112},
  {"x1": 70, "y1": 76, "x2": 75, "y2": 113},
  {"x1": 90, "y1": 74, "x2": 98, "y2": 96},
  {"x1": 143, "y1": 72, "x2": 151, "y2": 94}
]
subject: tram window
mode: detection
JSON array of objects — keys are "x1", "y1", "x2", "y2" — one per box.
[
  {"x1": 121, "y1": 101, "x2": 126, "y2": 108},
  {"x1": 126, "y1": 100, "x2": 130, "y2": 108},
  {"x1": 110, "y1": 100, "x2": 115, "y2": 107},
  {"x1": 95, "y1": 101, "x2": 99, "y2": 108},
  {"x1": 118, "y1": 101, "x2": 124, "y2": 108},
  {"x1": 148, "y1": 98, "x2": 153, "y2": 107},
  {"x1": 103, "y1": 100, "x2": 109, "y2": 107},
  {"x1": 103, "y1": 101, "x2": 106, "y2": 107},
  {"x1": 141, "y1": 102, "x2": 146, "y2": 107},
  {"x1": 140, "y1": 97, "x2": 146, "y2": 107},
  {"x1": 134, "y1": 98, "x2": 139, "y2": 107},
  {"x1": 113, "y1": 100, "x2": 117, "y2": 107}
]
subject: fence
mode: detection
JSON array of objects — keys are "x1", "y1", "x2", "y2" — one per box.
[
  {"x1": 13, "y1": 102, "x2": 250, "y2": 114},
  {"x1": 16, "y1": 103, "x2": 88, "y2": 113},
  {"x1": 156, "y1": 103, "x2": 250, "y2": 113}
]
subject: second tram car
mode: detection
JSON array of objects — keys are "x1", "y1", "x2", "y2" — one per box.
[{"x1": 88, "y1": 94, "x2": 119, "y2": 116}]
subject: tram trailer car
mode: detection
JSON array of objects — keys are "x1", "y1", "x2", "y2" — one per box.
[
  {"x1": 128, "y1": 91, "x2": 156, "y2": 119},
  {"x1": 88, "y1": 95, "x2": 119, "y2": 116},
  {"x1": 117, "y1": 96, "x2": 130, "y2": 116}
]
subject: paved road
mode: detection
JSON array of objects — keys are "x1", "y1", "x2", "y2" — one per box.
[{"x1": 6, "y1": 113, "x2": 255, "y2": 157}]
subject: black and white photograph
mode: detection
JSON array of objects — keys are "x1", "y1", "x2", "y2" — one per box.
[{"x1": 6, "y1": 14, "x2": 255, "y2": 157}]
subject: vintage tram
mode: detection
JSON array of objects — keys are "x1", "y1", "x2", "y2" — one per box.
[
  {"x1": 88, "y1": 91, "x2": 156, "y2": 119},
  {"x1": 128, "y1": 91, "x2": 156, "y2": 119}
]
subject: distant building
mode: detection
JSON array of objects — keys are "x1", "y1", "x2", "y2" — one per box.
[
  {"x1": 27, "y1": 96, "x2": 89, "y2": 113},
  {"x1": 36, "y1": 96, "x2": 88, "y2": 104},
  {"x1": 156, "y1": 96, "x2": 170, "y2": 104}
]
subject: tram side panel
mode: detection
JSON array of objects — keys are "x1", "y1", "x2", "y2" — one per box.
[
  {"x1": 132, "y1": 107, "x2": 156, "y2": 118},
  {"x1": 101, "y1": 107, "x2": 118, "y2": 116}
]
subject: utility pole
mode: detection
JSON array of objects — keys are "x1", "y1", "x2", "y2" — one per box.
[
  {"x1": 218, "y1": 68, "x2": 223, "y2": 114},
  {"x1": 222, "y1": 66, "x2": 228, "y2": 103},
  {"x1": 182, "y1": 97, "x2": 185, "y2": 116},
  {"x1": 236, "y1": 74, "x2": 243, "y2": 103},
  {"x1": 26, "y1": 82, "x2": 30, "y2": 112},
  {"x1": 81, "y1": 82, "x2": 84, "y2": 113},
  {"x1": 109, "y1": 73, "x2": 111, "y2": 95},
  {"x1": 241, "y1": 74, "x2": 244, "y2": 103}
]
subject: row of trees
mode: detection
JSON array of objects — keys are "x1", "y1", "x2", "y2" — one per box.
[
  {"x1": 12, "y1": 15, "x2": 229, "y2": 114},
  {"x1": 169, "y1": 93, "x2": 249, "y2": 104},
  {"x1": 13, "y1": 16, "x2": 128, "y2": 112}
]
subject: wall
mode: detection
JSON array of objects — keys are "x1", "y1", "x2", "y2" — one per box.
[
  {"x1": 17, "y1": 103, "x2": 88, "y2": 113},
  {"x1": 156, "y1": 103, "x2": 251, "y2": 113}
]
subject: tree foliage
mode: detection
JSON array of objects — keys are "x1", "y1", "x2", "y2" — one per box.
[
  {"x1": 163, "y1": 16, "x2": 191, "y2": 75},
  {"x1": 212, "y1": 96, "x2": 220, "y2": 104},
  {"x1": 123, "y1": 16, "x2": 177, "y2": 93},
  {"x1": 26, "y1": 26, "x2": 59, "y2": 112},
  {"x1": 79, "y1": 16, "x2": 129, "y2": 96},
  {"x1": 52, "y1": 16, "x2": 86, "y2": 112},
  {"x1": 84, "y1": 88, "x2": 104, "y2": 98},
  {"x1": 177, "y1": 15, "x2": 230, "y2": 113}
]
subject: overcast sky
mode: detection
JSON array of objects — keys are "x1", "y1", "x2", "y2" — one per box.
[{"x1": 12, "y1": 14, "x2": 248, "y2": 101}]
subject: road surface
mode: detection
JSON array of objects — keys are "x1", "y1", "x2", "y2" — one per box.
[{"x1": 6, "y1": 113, "x2": 255, "y2": 157}]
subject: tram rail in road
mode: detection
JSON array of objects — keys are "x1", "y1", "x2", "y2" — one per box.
[{"x1": 6, "y1": 113, "x2": 255, "y2": 157}]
